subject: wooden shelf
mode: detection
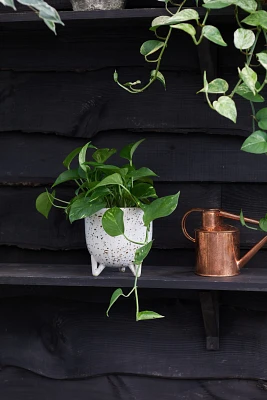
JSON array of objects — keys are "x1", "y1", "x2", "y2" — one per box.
[
  {"x1": 0, "y1": 264, "x2": 266, "y2": 291},
  {"x1": 0, "y1": 8, "x2": 236, "y2": 25}
]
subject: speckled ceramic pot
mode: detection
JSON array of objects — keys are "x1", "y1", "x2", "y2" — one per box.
[
  {"x1": 70, "y1": 0, "x2": 125, "y2": 11},
  {"x1": 85, "y1": 208, "x2": 152, "y2": 277}
]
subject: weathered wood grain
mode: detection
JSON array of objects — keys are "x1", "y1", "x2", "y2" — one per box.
[
  {"x1": 0, "y1": 70, "x2": 252, "y2": 137},
  {"x1": 0, "y1": 296, "x2": 266, "y2": 379},
  {"x1": 1, "y1": 132, "x2": 266, "y2": 184},
  {"x1": 0, "y1": 368, "x2": 266, "y2": 400}
]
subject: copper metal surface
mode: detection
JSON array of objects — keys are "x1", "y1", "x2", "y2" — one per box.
[{"x1": 181, "y1": 208, "x2": 267, "y2": 277}]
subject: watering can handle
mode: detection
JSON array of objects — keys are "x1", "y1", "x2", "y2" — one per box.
[{"x1": 181, "y1": 208, "x2": 204, "y2": 243}]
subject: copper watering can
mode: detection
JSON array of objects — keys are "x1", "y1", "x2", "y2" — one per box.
[{"x1": 182, "y1": 208, "x2": 267, "y2": 277}]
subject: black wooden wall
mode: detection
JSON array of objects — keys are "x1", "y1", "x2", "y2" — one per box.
[{"x1": 1, "y1": 1, "x2": 267, "y2": 399}]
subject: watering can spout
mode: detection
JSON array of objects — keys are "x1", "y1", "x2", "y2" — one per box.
[{"x1": 238, "y1": 236, "x2": 267, "y2": 269}]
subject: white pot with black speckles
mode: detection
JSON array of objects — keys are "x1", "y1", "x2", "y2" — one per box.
[
  {"x1": 70, "y1": 0, "x2": 125, "y2": 12},
  {"x1": 85, "y1": 208, "x2": 152, "y2": 277}
]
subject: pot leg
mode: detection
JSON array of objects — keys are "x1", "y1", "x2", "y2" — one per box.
[
  {"x1": 91, "y1": 255, "x2": 105, "y2": 277},
  {"x1": 129, "y1": 264, "x2": 142, "y2": 277}
]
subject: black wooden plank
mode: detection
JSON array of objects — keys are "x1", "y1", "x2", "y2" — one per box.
[
  {"x1": 0, "y1": 184, "x2": 220, "y2": 250},
  {"x1": 0, "y1": 368, "x2": 265, "y2": 400},
  {"x1": 0, "y1": 8, "x2": 239, "y2": 24},
  {"x1": 2, "y1": 132, "x2": 267, "y2": 184},
  {"x1": 0, "y1": 71, "x2": 252, "y2": 137},
  {"x1": 0, "y1": 264, "x2": 267, "y2": 290},
  {"x1": 0, "y1": 296, "x2": 266, "y2": 379}
]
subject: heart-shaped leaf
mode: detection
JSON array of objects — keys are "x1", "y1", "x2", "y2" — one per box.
[
  {"x1": 236, "y1": 82, "x2": 264, "y2": 102},
  {"x1": 259, "y1": 215, "x2": 267, "y2": 232},
  {"x1": 203, "y1": 0, "x2": 232, "y2": 9},
  {"x1": 199, "y1": 78, "x2": 229, "y2": 94},
  {"x1": 128, "y1": 167, "x2": 157, "y2": 181},
  {"x1": 102, "y1": 207, "x2": 125, "y2": 237},
  {"x1": 63, "y1": 147, "x2": 82, "y2": 169},
  {"x1": 36, "y1": 190, "x2": 55, "y2": 219},
  {"x1": 202, "y1": 25, "x2": 227, "y2": 46},
  {"x1": 140, "y1": 40, "x2": 164, "y2": 57},
  {"x1": 233, "y1": 0, "x2": 257, "y2": 13},
  {"x1": 131, "y1": 183, "x2": 157, "y2": 199},
  {"x1": 150, "y1": 70, "x2": 166, "y2": 88},
  {"x1": 257, "y1": 51, "x2": 267, "y2": 70},
  {"x1": 256, "y1": 108, "x2": 267, "y2": 130},
  {"x1": 213, "y1": 96, "x2": 237, "y2": 123},
  {"x1": 69, "y1": 199, "x2": 105, "y2": 223},
  {"x1": 143, "y1": 192, "x2": 180, "y2": 227},
  {"x1": 134, "y1": 241, "x2": 153, "y2": 265},
  {"x1": 241, "y1": 130, "x2": 267, "y2": 153},
  {"x1": 106, "y1": 288, "x2": 125, "y2": 316},
  {"x1": 151, "y1": 9, "x2": 199, "y2": 29},
  {"x1": 52, "y1": 169, "x2": 80, "y2": 187},
  {"x1": 94, "y1": 173, "x2": 123, "y2": 190},
  {"x1": 0, "y1": 0, "x2": 16, "y2": 10},
  {"x1": 137, "y1": 311, "x2": 165, "y2": 321},
  {"x1": 171, "y1": 23, "x2": 196, "y2": 38},
  {"x1": 242, "y1": 10, "x2": 267, "y2": 30},
  {"x1": 234, "y1": 28, "x2": 255, "y2": 50},
  {"x1": 92, "y1": 148, "x2": 116, "y2": 164},
  {"x1": 120, "y1": 139, "x2": 145, "y2": 163},
  {"x1": 238, "y1": 64, "x2": 257, "y2": 95}
]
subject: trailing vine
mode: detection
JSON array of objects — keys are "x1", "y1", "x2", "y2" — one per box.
[{"x1": 115, "y1": 0, "x2": 267, "y2": 154}]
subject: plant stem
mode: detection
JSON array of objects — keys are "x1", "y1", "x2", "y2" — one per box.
[
  {"x1": 119, "y1": 27, "x2": 173, "y2": 94},
  {"x1": 123, "y1": 234, "x2": 146, "y2": 246},
  {"x1": 250, "y1": 101, "x2": 256, "y2": 132}
]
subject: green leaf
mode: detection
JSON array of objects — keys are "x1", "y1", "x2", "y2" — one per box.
[
  {"x1": 233, "y1": 0, "x2": 257, "y2": 13},
  {"x1": 238, "y1": 64, "x2": 257, "y2": 95},
  {"x1": 171, "y1": 23, "x2": 196, "y2": 38},
  {"x1": 134, "y1": 241, "x2": 153, "y2": 265},
  {"x1": 43, "y1": 19, "x2": 56, "y2": 34},
  {"x1": 202, "y1": 25, "x2": 227, "y2": 46},
  {"x1": 236, "y1": 82, "x2": 264, "y2": 102},
  {"x1": 106, "y1": 288, "x2": 124, "y2": 317},
  {"x1": 137, "y1": 311, "x2": 165, "y2": 321},
  {"x1": 131, "y1": 183, "x2": 157, "y2": 199},
  {"x1": 240, "y1": 209, "x2": 246, "y2": 226},
  {"x1": 94, "y1": 173, "x2": 123, "y2": 189},
  {"x1": 241, "y1": 130, "x2": 267, "y2": 153},
  {"x1": 52, "y1": 169, "x2": 80, "y2": 187},
  {"x1": 92, "y1": 148, "x2": 116, "y2": 164},
  {"x1": 120, "y1": 139, "x2": 145, "y2": 162},
  {"x1": 69, "y1": 198, "x2": 105, "y2": 224},
  {"x1": 242, "y1": 10, "x2": 267, "y2": 30},
  {"x1": 150, "y1": 70, "x2": 166, "y2": 89},
  {"x1": 63, "y1": 147, "x2": 82, "y2": 169},
  {"x1": 203, "y1": 0, "x2": 231, "y2": 9},
  {"x1": 259, "y1": 215, "x2": 267, "y2": 232},
  {"x1": 213, "y1": 96, "x2": 237, "y2": 123},
  {"x1": 256, "y1": 108, "x2": 267, "y2": 130},
  {"x1": 234, "y1": 28, "x2": 255, "y2": 50},
  {"x1": 79, "y1": 142, "x2": 97, "y2": 172},
  {"x1": 0, "y1": 0, "x2": 16, "y2": 10},
  {"x1": 128, "y1": 167, "x2": 157, "y2": 181},
  {"x1": 114, "y1": 70, "x2": 119, "y2": 83},
  {"x1": 143, "y1": 192, "x2": 180, "y2": 227},
  {"x1": 257, "y1": 51, "x2": 267, "y2": 70},
  {"x1": 36, "y1": 190, "x2": 55, "y2": 219},
  {"x1": 199, "y1": 78, "x2": 229, "y2": 94},
  {"x1": 151, "y1": 9, "x2": 199, "y2": 29},
  {"x1": 140, "y1": 40, "x2": 164, "y2": 57},
  {"x1": 89, "y1": 187, "x2": 111, "y2": 202},
  {"x1": 102, "y1": 207, "x2": 125, "y2": 237}
]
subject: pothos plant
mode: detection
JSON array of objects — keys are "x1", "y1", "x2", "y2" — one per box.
[
  {"x1": 1, "y1": 0, "x2": 63, "y2": 33},
  {"x1": 115, "y1": 0, "x2": 267, "y2": 138},
  {"x1": 115, "y1": 0, "x2": 267, "y2": 231},
  {"x1": 36, "y1": 139, "x2": 180, "y2": 321}
]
